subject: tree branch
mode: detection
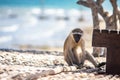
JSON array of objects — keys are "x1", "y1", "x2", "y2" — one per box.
[
  {"x1": 77, "y1": 0, "x2": 119, "y2": 30},
  {"x1": 95, "y1": 0, "x2": 109, "y2": 19},
  {"x1": 77, "y1": 0, "x2": 100, "y2": 29},
  {"x1": 118, "y1": 10, "x2": 120, "y2": 25},
  {"x1": 77, "y1": 0, "x2": 90, "y2": 7},
  {"x1": 110, "y1": 0, "x2": 118, "y2": 30},
  {"x1": 96, "y1": 0, "x2": 105, "y2": 5}
]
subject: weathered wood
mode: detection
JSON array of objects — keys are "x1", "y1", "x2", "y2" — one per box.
[
  {"x1": 107, "y1": 47, "x2": 120, "y2": 74},
  {"x1": 92, "y1": 29, "x2": 120, "y2": 47},
  {"x1": 77, "y1": 0, "x2": 120, "y2": 30},
  {"x1": 92, "y1": 29, "x2": 120, "y2": 74}
]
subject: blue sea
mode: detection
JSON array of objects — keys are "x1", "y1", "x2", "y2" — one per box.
[
  {"x1": 0, "y1": 0, "x2": 119, "y2": 49},
  {"x1": 0, "y1": 0, "x2": 119, "y2": 10},
  {"x1": 0, "y1": 0, "x2": 80, "y2": 9}
]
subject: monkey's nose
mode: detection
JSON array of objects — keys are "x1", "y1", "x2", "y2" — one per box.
[{"x1": 73, "y1": 34, "x2": 81, "y2": 43}]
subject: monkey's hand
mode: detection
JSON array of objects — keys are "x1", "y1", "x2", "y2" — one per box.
[
  {"x1": 97, "y1": 62, "x2": 106, "y2": 68},
  {"x1": 96, "y1": 62, "x2": 106, "y2": 74}
]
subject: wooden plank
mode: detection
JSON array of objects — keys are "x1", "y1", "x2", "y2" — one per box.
[
  {"x1": 106, "y1": 47, "x2": 120, "y2": 74},
  {"x1": 92, "y1": 29, "x2": 120, "y2": 47}
]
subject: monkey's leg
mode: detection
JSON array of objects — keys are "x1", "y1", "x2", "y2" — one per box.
[
  {"x1": 65, "y1": 49, "x2": 74, "y2": 66},
  {"x1": 66, "y1": 49, "x2": 79, "y2": 67},
  {"x1": 65, "y1": 55, "x2": 73, "y2": 66},
  {"x1": 85, "y1": 51, "x2": 98, "y2": 67}
]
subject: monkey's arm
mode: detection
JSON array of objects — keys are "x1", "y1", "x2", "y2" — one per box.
[
  {"x1": 85, "y1": 51, "x2": 98, "y2": 67},
  {"x1": 85, "y1": 51, "x2": 106, "y2": 68},
  {"x1": 64, "y1": 48, "x2": 76, "y2": 66}
]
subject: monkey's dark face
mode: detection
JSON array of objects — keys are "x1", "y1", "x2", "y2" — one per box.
[
  {"x1": 72, "y1": 28, "x2": 83, "y2": 43},
  {"x1": 73, "y1": 34, "x2": 81, "y2": 43}
]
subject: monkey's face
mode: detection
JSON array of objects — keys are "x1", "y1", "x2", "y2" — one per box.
[
  {"x1": 73, "y1": 33, "x2": 81, "y2": 43},
  {"x1": 72, "y1": 28, "x2": 83, "y2": 43}
]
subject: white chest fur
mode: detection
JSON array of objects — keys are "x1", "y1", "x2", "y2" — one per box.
[{"x1": 76, "y1": 46, "x2": 82, "y2": 54}]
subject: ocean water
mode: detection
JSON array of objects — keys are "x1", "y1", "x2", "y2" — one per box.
[
  {"x1": 0, "y1": 0, "x2": 119, "y2": 49},
  {"x1": 0, "y1": 0, "x2": 119, "y2": 10},
  {"x1": 0, "y1": 0, "x2": 80, "y2": 9}
]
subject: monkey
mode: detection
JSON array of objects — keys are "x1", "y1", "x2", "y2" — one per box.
[{"x1": 63, "y1": 28, "x2": 105, "y2": 68}]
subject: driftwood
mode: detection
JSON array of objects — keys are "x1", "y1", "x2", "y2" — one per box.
[
  {"x1": 77, "y1": 0, "x2": 120, "y2": 30},
  {"x1": 26, "y1": 66, "x2": 102, "y2": 79},
  {"x1": 26, "y1": 66, "x2": 77, "y2": 79}
]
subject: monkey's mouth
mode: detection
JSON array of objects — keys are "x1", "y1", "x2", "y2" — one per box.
[{"x1": 73, "y1": 34, "x2": 81, "y2": 43}]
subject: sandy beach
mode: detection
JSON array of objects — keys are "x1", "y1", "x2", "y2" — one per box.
[{"x1": 0, "y1": 49, "x2": 119, "y2": 80}]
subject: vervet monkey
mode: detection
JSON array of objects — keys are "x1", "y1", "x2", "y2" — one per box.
[{"x1": 63, "y1": 28, "x2": 104, "y2": 68}]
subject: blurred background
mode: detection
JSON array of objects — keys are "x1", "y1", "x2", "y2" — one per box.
[{"x1": 0, "y1": 0, "x2": 119, "y2": 51}]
